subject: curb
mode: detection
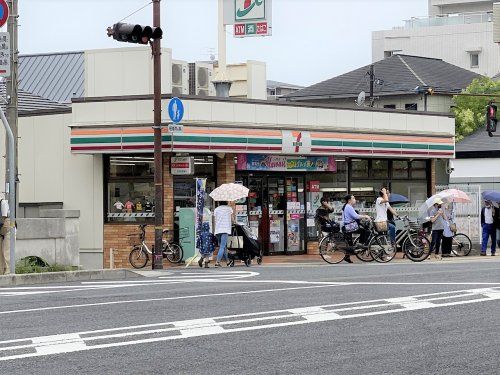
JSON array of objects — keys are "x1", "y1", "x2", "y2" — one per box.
[{"x1": 0, "y1": 269, "x2": 144, "y2": 287}]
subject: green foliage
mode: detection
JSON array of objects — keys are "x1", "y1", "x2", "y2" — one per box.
[
  {"x1": 453, "y1": 77, "x2": 500, "y2": 142},
  {"x1": 15, "y1": 256, "x2": 77, "y2": 274}
]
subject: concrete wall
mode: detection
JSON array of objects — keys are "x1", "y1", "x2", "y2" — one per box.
[
  {"x1": 373, "y1": 22, "x2": 500, "y2": 77},
  {"x1": 72, "y1": 98, "x2": 456, "y2": 137},
  {"x1": 17, "y1": 113, "x2": 104, "y2": 269},
  {"x1": 85, "y1": 47, "x2": 173, "y2": 97},
  {"x1": 450, "y1": 158, "x2": 500, "y2": 190},
  {"x1": 429, "y1": 0, "x2": 494, "y2": 16},
  {"x1": 16, "y1": 210, "x2": 80, "y2": 267},
  {"x1": 215, "y1": 60, "x2": 267, "y2": 100}
]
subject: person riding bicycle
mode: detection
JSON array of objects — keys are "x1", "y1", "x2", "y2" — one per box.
[
  {"x1": 315, "y1": 196, "x2": 339, "y2": 235},
  {"x1": 342, "y1": 194, "x2": 372, "y2": 262}
]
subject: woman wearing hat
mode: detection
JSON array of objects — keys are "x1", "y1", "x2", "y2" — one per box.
[{"x1": 429, "y1": 198, "x2": 447, "y2": 260}]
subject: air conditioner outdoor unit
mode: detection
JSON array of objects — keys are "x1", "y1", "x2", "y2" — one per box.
[
  {"x1": 189, "y1": 62, "x2": 215, "y2": 96},
  {"x1": 171, "y1": 60, "x2": 189, "y2": 96},
  {"x1": 494, "y1": 3, "x2": 500, "y2": 43}
]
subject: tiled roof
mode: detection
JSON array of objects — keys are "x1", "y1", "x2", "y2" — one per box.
[
  {"x1": 18, "y1": 51, "x2": 84, "y2": 103},
  {"x1": 493, "y1": 72, "x2": 500, "y2": 81},
  {"x1": 456, "y1": 128, "x2": 500, "y2": 154},
  {"x1": 285, "y1": 54, "x2": 482, "y2": 100},
  {"x1": 0, "y1": 83, "x2": 70, "y2": 114},
  {"x1": 267, "y1": 80, "x2": 303, "y2": 89}
]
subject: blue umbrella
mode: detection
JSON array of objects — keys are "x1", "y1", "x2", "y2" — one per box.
[
  {"x1": 389, "y1": 194, "x2": 409, "y2": 204},
  {"x1": 482, "y1": 191, "x2": 500, "y2": 202}
]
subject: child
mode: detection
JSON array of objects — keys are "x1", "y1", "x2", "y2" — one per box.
[{"x1": 198, "y1": 222, "x2": 217, "y2": 268}]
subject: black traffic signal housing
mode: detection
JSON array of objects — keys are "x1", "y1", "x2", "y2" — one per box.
[
  {"x1": 486, "y1": 103, "x2": 497, "y2": 137},
  {"x1": 107, "y1": 23, "x2": 163, "y2": 45}
]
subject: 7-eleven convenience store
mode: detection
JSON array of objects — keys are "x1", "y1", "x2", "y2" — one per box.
[{"x1": 66, "y1": 94, "x2": 454, "y2": 267}]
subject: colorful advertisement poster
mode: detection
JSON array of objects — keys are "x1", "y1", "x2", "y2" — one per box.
[{"x1": 237, "y1": 155, "x2": 336, "y2": 172}]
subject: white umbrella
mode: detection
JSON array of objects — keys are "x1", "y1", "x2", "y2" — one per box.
[
  {"x1": 418, "y1": 189, "x2": 471, "y2": 218},
  {"x1": 209, "y1": 183, "x2": 249, "y2": 202}
]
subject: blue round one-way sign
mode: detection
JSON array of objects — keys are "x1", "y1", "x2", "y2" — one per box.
[{"x1": 0, "y1": 0, "x2": 9, "y2": 28}]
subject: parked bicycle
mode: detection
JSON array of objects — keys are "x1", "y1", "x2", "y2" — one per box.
[
  {"x1": 128, "y1": 224, "x2": 184, "y2": 269},
  {"x1": 318, "y1": 218, "x2": 396, "y2": 264},
  {"x1": 395, "y1": 216, "x2": 431, "y2": 262}
]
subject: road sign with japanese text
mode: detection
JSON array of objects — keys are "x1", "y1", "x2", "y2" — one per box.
[{"x1": 0, "y1": 32, "x2": 10, "y2": 77}]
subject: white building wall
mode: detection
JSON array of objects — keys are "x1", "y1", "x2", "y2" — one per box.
[
  {"x1": 17, "y1": 114, "x2": 103, "y2": 269},
  {"x1": 373, "y1": 22, "x2": 499, "y2": 77},
  {"x1": 429, "y1": 0, "x2": 495, "y2": 16},
  {"x1": 450, "y1": 157, "x2": 500, "y2": 190},
  {"x1": 85, "y1": 47, "x2": 173, "y2": 97}
]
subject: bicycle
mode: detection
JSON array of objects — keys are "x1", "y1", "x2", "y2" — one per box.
[
  {"x1": 450, "y1": 233, "x2": 472, "y2": 256},
  {"x1": 395, "y1": 216, "x2": 431, "y2": 262},
  {"x1": 318, "y1": 218, "x2": 395, "y2": 264},
  {"x1": 355, "y1": 219, "x2": 397, "y2": 263},
  {"x1": 128, "y1": 224, "x2": 184, "y2": 269}
]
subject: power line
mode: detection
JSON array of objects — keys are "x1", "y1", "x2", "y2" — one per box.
[{"x1": 117, "y1": 1, "x2": 153, "y2": 23}]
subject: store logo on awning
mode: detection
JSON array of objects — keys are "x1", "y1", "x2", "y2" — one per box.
[{"x1": 282, "y1": 130, "x2": 311, "y2": 155}]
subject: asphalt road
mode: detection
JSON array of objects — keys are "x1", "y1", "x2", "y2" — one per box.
[{"x1": 1, "y1": 258, "x2": 500, "y2": 374}]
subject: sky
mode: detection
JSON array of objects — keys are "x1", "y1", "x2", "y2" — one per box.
[{"x1": 19, "y1": 0, "x2": 428, "y2": 86}]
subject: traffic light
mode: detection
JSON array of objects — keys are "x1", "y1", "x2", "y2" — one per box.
[
  {"x1": 107, "y1": 23, "x2": 163, "y2": 45},
  {"x1": 486, "y1": 103, "x2": 497, "y2": 137}
]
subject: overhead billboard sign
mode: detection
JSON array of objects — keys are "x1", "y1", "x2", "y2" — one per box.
[{"x1": 224, "y1": 0, "x2": 272, "y2": 38}]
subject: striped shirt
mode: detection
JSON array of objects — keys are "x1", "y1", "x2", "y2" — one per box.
[{"x1": 214, "y1": 205, "x2": 233, "y2": 235}]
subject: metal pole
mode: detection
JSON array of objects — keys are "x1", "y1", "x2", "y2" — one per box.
[
  {"x1": 152, "y1": 0, "x2": 163, "y2": 270},
  {"x1": 0, "y1": 109, "x2": 16, "y2": 274},
  {"x1": 424, "y1": 93, "x2": 428, "y2": 112},
  {"x1": 369, "y1": 64, "x2": 374, "y2": 107},
  {"x1": 6, "y1": 0, "x2": 18, "y2": 217}
]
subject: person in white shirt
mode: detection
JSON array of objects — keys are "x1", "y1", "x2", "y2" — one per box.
[
  {"x1": 214, "y1": 201, "x2": 233, "y2": 267},
  {"x1": 0, "y1": 198, "x2": 10, "y2": 275},
  {"x1": 375, "y1": 187, "x2": 398, "y2": 242}
]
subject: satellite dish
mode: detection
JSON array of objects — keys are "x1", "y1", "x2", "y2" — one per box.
[{"x1": 356, "y1": 91, "x2": 366, "y2": 107}]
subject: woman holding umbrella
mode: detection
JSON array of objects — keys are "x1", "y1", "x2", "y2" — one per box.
[{"x1": 209, "y1": 183, "x2": 250, "y2": 267}]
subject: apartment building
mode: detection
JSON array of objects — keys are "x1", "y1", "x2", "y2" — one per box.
[{"x1": 373, "y1": 0, "x2": 500, "y2": 78}]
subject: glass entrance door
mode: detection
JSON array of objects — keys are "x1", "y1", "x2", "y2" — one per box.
[
  {"x1": 285, "y1": 177, "x2": 306, "y2": 253},
  {"x1": 267, "y1": 177, "x2": 286, "y2": 254}
]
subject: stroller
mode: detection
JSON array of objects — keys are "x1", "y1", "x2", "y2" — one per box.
[{"x1": 227, "y1": 224, "x2": 263, "y2": 267}]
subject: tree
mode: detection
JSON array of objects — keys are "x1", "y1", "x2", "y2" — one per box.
[{"x1": 453, "y1": 77, "x2": 500, "y2": 142}]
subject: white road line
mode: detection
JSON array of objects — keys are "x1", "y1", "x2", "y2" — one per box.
[
  {"x1": 0, "y1": 284, "x2": 342, "y2": 315},
  {"x1": 1, "y1": 286, "x2": 499, "y2": 362}
]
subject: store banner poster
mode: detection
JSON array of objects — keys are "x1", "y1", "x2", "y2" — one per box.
[
  {"x1": 237, "y1": 155, "x2": 336, "y2": 172},
  {"x1": 171, "y1": 156, "x2": 194, "y2": 176},
  {"x1": 195, "y1": 178, "x2": 207, "y2": 251},
  {"x1": 270, "y1": 219, "x2": 281, "y2": 244}
]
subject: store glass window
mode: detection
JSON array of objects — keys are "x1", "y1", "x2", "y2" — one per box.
[
  {"x1": 411, "y1": 160, "x2": 427, "y2": 179},
  {"x1": 106, "y1": 155, "x2": 155, "y2": 223},
  {"x1": 392, "y1": 160, "x2": 409, "y2": 179},
  {"x1": 351, "y1": 159, "x2": 369, "y2": 179},
  {"x1": 371, "y1": 160, "x2": 389, "y2": 179}
]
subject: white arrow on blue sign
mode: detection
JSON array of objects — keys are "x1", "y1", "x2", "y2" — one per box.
[{"x1": 168, "y1": 97, "x2": 184, "y2": 124}]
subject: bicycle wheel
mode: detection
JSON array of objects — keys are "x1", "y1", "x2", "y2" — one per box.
[
  {"x1": 369, "y1": 234, "x2": 396, "y2": 263},
  {"x1": 319, "y1": 236, "x2": 346, "y2": 264},
  {"x1": 403, "y1": 234, "x2": 430, "y2": 262},
  {"x1": 165, "y1": 243, "x2": 184, "y2": 263},
  {"x1": 451, "y1": 233, "x2": 472, "y2": 257},
  {"x1": 129, "y1": 246, "x2": 149, "y2": 269}
]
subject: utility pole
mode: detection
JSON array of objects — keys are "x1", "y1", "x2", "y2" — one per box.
[
  {"x1": 152, "y1": 0, "x2": 163, "y2": 270},
  {"x1": 5, "y1": 0, "x2": 18, "y2": 211},
  {"x1": 368, "y1": 64, "x2": 374, "y2": 107}
]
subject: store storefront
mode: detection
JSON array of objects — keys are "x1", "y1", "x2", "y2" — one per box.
[{"x1": 69, "y1": 95, "x2": 455, "y2": 267}]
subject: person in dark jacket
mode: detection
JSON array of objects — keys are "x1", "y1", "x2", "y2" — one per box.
[{"x1": 480, "y1": 201, "x2": 497, "y2": 256}]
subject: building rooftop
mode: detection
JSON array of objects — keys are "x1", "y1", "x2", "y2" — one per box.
[
  {"x1": 456, "y1": 128, "x2": 500, "y2": 156},
  {"x1": 267, "y1": 80, "x2": 303, "y2": 90},
  {"x1": 19, "y1": 51, "x2": 84, "y2": 103},
  {"x1": 0, "y1": 83, "x2": 70, "y2": 114},
  {"x1": 285, "y1": 54, "x2": 482, "y2": 101}
]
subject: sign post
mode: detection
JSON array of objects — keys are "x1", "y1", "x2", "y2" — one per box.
[{"x1": 168, "y1": 97, "x2": 184, "y2": 152}]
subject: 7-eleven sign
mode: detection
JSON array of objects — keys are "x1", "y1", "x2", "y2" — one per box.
[{"x1": 224, "y1": 0, "x2": 272, "y2": 37}]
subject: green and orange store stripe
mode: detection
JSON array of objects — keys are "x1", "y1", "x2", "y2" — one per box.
[{"x1": 71, "y1": 126, "x2": 454, "y2": 158}]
